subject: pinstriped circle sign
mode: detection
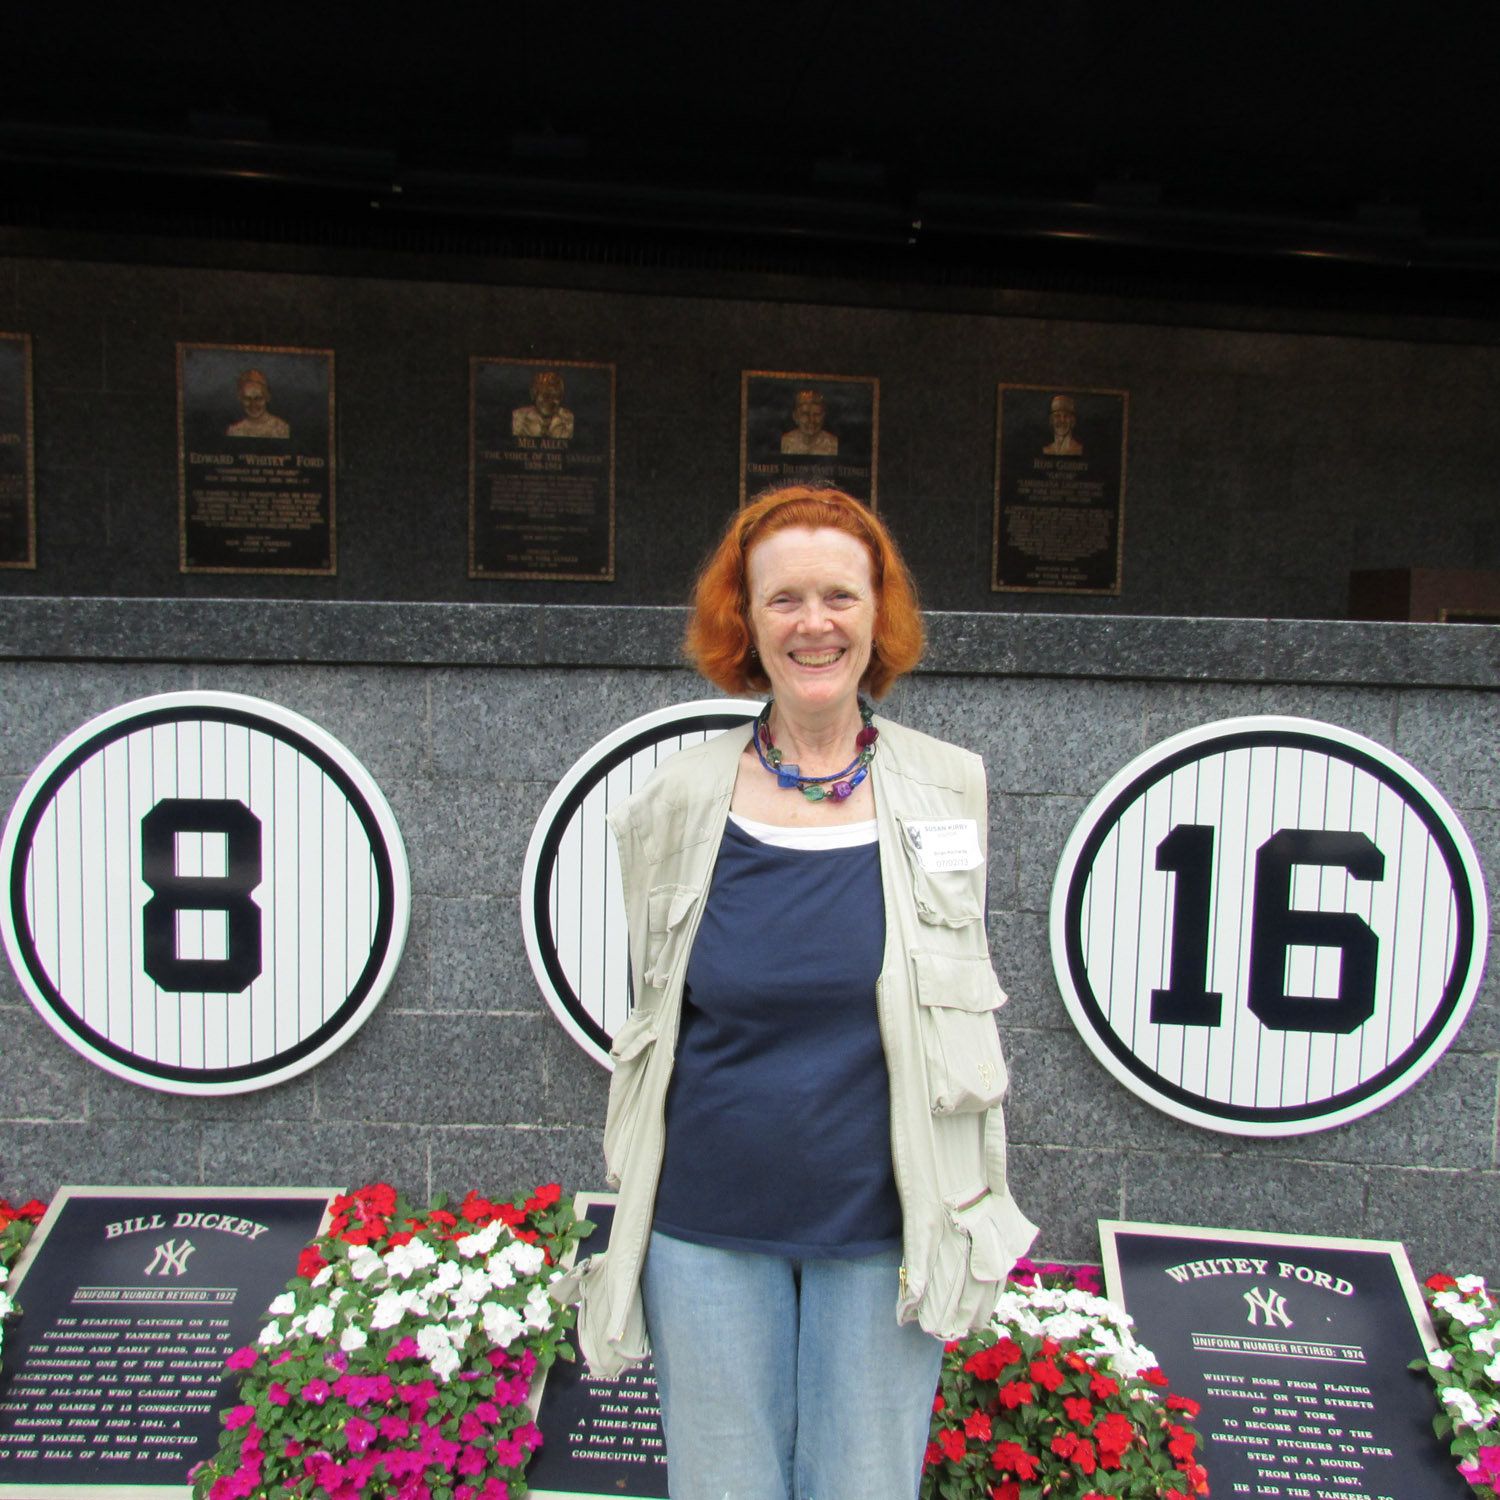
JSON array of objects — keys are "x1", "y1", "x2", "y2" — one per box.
[
  {"x1": 1050, "y1": 715, "x2": 1488, "y2": 1136},
  {"x1": 522, "y1": 700, "x2": 760, "y2": 1070},
  {"x1": 0, "y1": 691, "x2": 410, "y2": 1095}
]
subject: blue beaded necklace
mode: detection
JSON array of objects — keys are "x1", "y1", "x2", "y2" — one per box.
[{"x1": 753, "y1": 699, "x2": 879, "y2": 802}]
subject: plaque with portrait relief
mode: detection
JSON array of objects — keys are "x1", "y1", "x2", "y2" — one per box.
[
  {"x1": 177, "y1": 343, "x2": 336, "y2": 575},
  {"x1": 0, "y1": 333, "x2": 36, "y2": 569},
  {"x1": 470, "y1": 358, "x2": 616, "y2": 581},
  {"x1": 740, "y1": 370, "x2": 879, "y2": 508},
  {"x1": 993, "y1": 383, "x2": 1127, "y2": 594}
]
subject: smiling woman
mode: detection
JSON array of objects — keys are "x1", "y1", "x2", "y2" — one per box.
[{"x1": 559, "y1": 484, "x2": 1036, "y2": 1500}]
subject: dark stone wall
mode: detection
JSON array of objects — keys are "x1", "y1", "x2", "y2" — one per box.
[{"x1": 2, "y1": 246, "x2": 1500, "y2": 618}]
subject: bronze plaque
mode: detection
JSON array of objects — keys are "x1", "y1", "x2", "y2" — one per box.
[
  {"x1": 177, "y1": 343, "x2": 336, "y2": 575},
  {"x1": 739, "y1": 370, "x2": 879, "y2": 507},
  {"x1": 992, "y1": 383, "x2": 1128, "y2": 594},
  {"x1": 0, "y1": 333, "x2": 35, "y2": 569},
  {"x1": 469, "y1": 358, "x2": 616, "y2": 581}
]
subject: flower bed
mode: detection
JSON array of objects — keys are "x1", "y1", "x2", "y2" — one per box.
[
  {"x1": 922, "y1": 1259, "x2": 1208, "y2": 1500},
  {"x1": 1415, "y1": 1272, "x2": 1500, "y2": 1497},
  {"x1": 190, "y1": 1182, "x2": 586, "y2": 1500}
]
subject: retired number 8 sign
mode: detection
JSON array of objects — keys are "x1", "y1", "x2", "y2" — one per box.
[{"x1": 1050, "y1": 716, "x2": 1488, "y2": 1136}]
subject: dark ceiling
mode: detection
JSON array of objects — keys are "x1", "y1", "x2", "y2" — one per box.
[{"x1": 6, "y1": 2, "x2": 1498, "y2": 313}]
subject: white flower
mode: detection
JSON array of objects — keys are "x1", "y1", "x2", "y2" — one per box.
[
  {"x1": 486, "y1": 1255, "x2": 517, "y2": 1291},
  {"x1": 1456, "y1": 1275, "x2": 1489, "y2": 1296},
  {"x1": 267, "y1": 1293, "x2": 297, "y2": 1316},
  {"x1": 311, "y1": 1264, "x2": 333, "y2": 1288},
  {"x1": 432, "y1": 1260, "x2": 462, "y2": 1293},
  {"x1": 1449, "y1": 1301, "x2": 1487, "y2": 1328},
  {"x1": 524, "y1": 1285, "x2": 555, "y2": 1332},
  {"x1": 460, "y1": 1266, "x2": 492, "y2": 1304},
  {"x1": 1039, "y1": 1311, "x2": 1090, "y2": 1341},
  {"x1": 386, "y1": 1239, "x2": 439, "y2": 1280},
  {"x1": 329, "y1": 1288, "x2": 348, "y2": 1308},
  {"x1": 505, "y1": 1240, "x2": 547, "y2": 1278},
  {"x1": 370, "y1": 1287, "x2": 413, "y2": 1331},
  {"x1": 1429, "y1": 1349, "x2": 1454, "y2": 1370},
  {"x1": 482, "y1": 1301, "x2": 524, "y2": 1347},
  {"x1": 1486, "y1": 1353, "x2": 1500, "y2": 1385},
  {"x1": 1471, "y1": 1326, "x2": 1500, "y2": 1356},
  {"x1": 1442, "y1": 1386, "x2": 1486, "y2": 1428},
  {"x1": 303, "y1": 1303, "x2": 335, "y2": 1339},
  {"x1": 340, "y1": 1325, "x2": 369, "y2": 1353},
  {"x1": 417, "y1": 1322, "x2": 461, "y2": 1382},
  {"x1": 459, "y1": 1221, "x2": 505, "y2": 1259},
  {"x1": 348, "y1": 1246, "x2": 385, "y2": 1283},
  {"x1": 258, "y1": 1320, "x2": 283, "y2": 1347}
]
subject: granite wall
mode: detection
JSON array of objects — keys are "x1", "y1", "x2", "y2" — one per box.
[
  {"x1": 0, "y1": 600, "x2": 1496, "y2": 1278},
  {"x1": 3, "y1": 243, "x2": 1500, "y2": 619}
]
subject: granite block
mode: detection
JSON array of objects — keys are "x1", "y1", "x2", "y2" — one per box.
[
  {"x1": 1264, "y1": 621, "x2": 1417, "y2": 687},
  {"x1": 1008, "y1": 1145, "x2": 1125, "y2": 1264},
  {"x1": 381, "y1": 776, "x2": 537, "y2": 898},
  {"x1": 0, "y1": 597, "x2": 68, "y2": 657},
  {"x1": 1013, "y1": 793, "x2": 1088, "y2": 915},
  {"x1": 302, "y1": 602, "x2": 542, "y2": 666},
  {"x1": 987, "y1": 907, "x2": 1059, "y2": 1017},
  {"x1": 1142, "y1": 681, "x2": 1400, "y2": 749},
  {"x1": 426, "y1": 1125, "x2": 608, "y2": 1200},
  {"x1": 429, "y1": 666, "x2": 703, "y2": 782},
  {"x1": 84, "y1": 1062, "x2": 319, "y2": 1124},
  {"x1": 198, "y1": 662, "x2": 431, "y2": 780},
  {"x1": 313, "y1": 1008, "x2": 548, "y2": 1125},
  {"x1": 1091, "y1": 615, "x2": 1271, "y2": 684},
  {"x1": 0, "y1": 1007, "x2": 88, "y2": 1121},
  {"x1": 0, "y1": 1122, "x2": 204, "y2": 1199},
  {"x1": 540, "y1": 606, "x2": 692, "y2": 668},
  {"x1": 986, "y1": 791, "x2": 1023, "y2": 912},
  {"x1": 69, "y1": 599, "x2": 306, "y2": 662},
  {"x1": 1121, "y1": 1150, "x2": 1367, "y2": 1238},
  {"x1": 0, "y1": 661, "x2": 195, "y2": 774},
  {"x1": 1365, "y1": 1167, "x2": 1500, "y2": 1281},
  {"x1": 36, "y1": 388, "x2": 174, "y2": 477},
  {"x1": 539, "y1": 1025, "x2": 611, "y2": 1129},
  {"x1": 199, "y1": 1121, "x2": 427, "y2": 1197},
  {"x1": 1394, "y1": 691, "x2": 1500, "y2": 812},
  {"x1": 429, "y1": 896, "x2": 540, "y2": 1014},
  {"x1": 384, "y1": 895, "x2": 432, "y2": 1009}
]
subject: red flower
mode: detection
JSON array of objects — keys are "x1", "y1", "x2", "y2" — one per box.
[
  {"x1": 1142, "y1": 1366, "x2": 1170, "y2": 1388},
  {"x1": 14, "y1": 1201, "x2": 45, "y2": 1223},
  {"x1": 1426, "y1": 1272, "x2": 1459, "y2": 1292},
  {"x1": 1063, "y1": 1395, "x2": 1094, "y2": 1425},
  {"x1": 965, "y1": 1338, "x2": 1022, "y2": 1380},
  {"x1": 526, "y1": 1182, "x2": 562, "y2": 1212},
  {"x1": 923, "y1": 1442, "x2": 943, "y2": 1470},
  {"x1": 997, "y1": 1380, "x2": 1035, "y2": 1409},
  {"x1": 295, "y1": 1245, "x2": 327, "y2": 1279},
  {"x1": 1093, "y1": 1411, "x2": 1135, "y2": 1467},
  {"x1": 1041, "y1": 1336, "x2": 1060, "y2": 1358},
  {"x1": 937, "y1": 1427, "x2": 967, "y2": 1463},
  {"x1": 963, "y1": 1411, "x2": 992, "y2": 1442},
  {"x1": 427, "y1": 1209, "x2": 458, "y2": 1229},
  {"x1": 1064, "y1": 1351, "x2": 1091, "y2": 1373},
  {"x1": 990, "y1": 1485, "x2": 1020, "y2": 1500},
  {"x1": 1050, "y1": 1431, "x2": 1097, "y2": 1475},
  {"x1": 1166, "y1": 1393, "x2": 1202, "y2": 1418},
  {"x1": 1179, "y1": 1460, "x2": 1211, "y2": 1494},
  {"x1": 1089, "y1": 1371, "x2": 1120, "y2": 1400},
  {"x1": 1167, "y1": 1423, "x2": 1197, "y2": 1461},
  {"x1": 990, "y1": 1442, "x2": 1039, "y2": 1480},
  {"x1": 1030, "y1": 1358, "x2": 1065, "y2": 1392},
  {"x1": 932, "y1": 1392, "x2": 946, "y2": 1413}
]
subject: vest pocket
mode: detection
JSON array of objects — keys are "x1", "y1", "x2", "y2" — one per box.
[
  {"x1": 642, "y1": 883, "x2": 698, "y2": 991},
  {"x1": 913, "y1": 950, "x2": 1010, "y2": 1112}
]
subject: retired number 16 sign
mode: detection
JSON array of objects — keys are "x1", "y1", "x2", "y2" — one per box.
[{"x1": 1050, "y1": 716, "x2": 1488, "y2": 1136}]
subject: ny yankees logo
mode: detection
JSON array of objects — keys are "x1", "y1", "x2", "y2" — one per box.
[
  {"x1": 1243, "y1": 1285, "x2": 1293, "y2": 1327},
  {"x1": 144, "y1": 1238, "x2": 197, "y2": 1276}
]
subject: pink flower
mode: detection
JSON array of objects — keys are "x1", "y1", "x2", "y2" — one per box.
[
  {"x1": 388, "y1": 1336, "x2": 421, "y2": 1362},
  {"x1": 303, "y1": 1378, "x2": 332, "y2": 1405},
  {"x1": 460, "y1": 1411, "x2": 487, "y2": 1441},
  {"x1": 481, "y1": 1480, "x2": 509, "y2": 1500},
  {"x1": 380, "y1": 1413, "x2": 411, "y2": 1439},
  {"x1": 458, "y1": 1445, "x2": 488, "y2": 1475},
  {"x1": 516, "y1": 1422, "x2": 543, "y2": 1451},
  {"x1": 493, "y1": 1438, "x2": 525, "y2": 1467},
  {"x1": 267, "y1": 1382, "x2": 290, "y2": 1407},
  {"x1": 474, "y1": 1400, "x2": 501, "y2": 1425},
  {"x1": 225, "y1": 1405, "x2": 256, "y2": 1431},
  {"x1": 1460, "y1": 1447, "x2": 1500, "y2": 1486},
  {"x1": 346, "y1": 1416, "x2": 377, "y2": 1454},
  {"x1": 225, "y1": 1346, "x2": 258, "y2": 1371}
]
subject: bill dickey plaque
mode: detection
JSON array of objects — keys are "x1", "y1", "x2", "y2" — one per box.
[
  {"x1": 993, "y1": 383, "x2": 1126, "y2": 594},
  {"x1": 0, "y1": 1185, "x2": 335, "y2": 1497},
  {"x1": 470, "y1": 357, "x2": 616, "y2": 581},
  {"x1": 177, "y1": 343, "x2": 336, "y2": 576}
]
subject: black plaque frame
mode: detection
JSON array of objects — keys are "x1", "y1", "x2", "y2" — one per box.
[
  {"x1": 177, "y1": 343, "x2": 337, "y2": 576},
  {"x1": 526, "y1": 1193, "x2": 668, "y2": 1500},
  {"x1": 0, "y1": 333, "x2": 36, "y2": 570},
  {"x1": 0, "y1": 1185, "x2": 337, "y2": 1499},
  {"x1": 1100, "y1": 1219, "x2": 1466, "y2": 1500},
  {"x1": 469, "y1": 357, "x2": 616, "y2": 582},
  {"x1": 992, "y1": 383, "x2": 1127, "y2": 594},
  {"x1": 739, "y1": 370, "x2": 879, "y2": 509}
]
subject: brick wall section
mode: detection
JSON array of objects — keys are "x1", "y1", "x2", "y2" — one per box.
[{"x1": 0, "y1": 601, "x2": 1495, "y2": 1277}]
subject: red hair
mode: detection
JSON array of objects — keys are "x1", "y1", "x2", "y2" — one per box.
[{"x1": 686, "y1": 485, "x2": 923, "y2": 698}]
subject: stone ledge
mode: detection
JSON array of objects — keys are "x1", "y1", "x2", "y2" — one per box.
[{"x1": 2, "y1": 597, "x2": 1498, "y2": 689}]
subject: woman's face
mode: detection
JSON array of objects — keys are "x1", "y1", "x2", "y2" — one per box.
[{"x1": 746, "y1": 525, "x2": 875, "y2": 717}]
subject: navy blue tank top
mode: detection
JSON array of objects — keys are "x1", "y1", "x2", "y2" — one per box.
[{"x1": 652, "y1": 817, "x2": 901, "y2": 1258}]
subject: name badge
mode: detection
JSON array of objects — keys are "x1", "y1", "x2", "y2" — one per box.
[{"x1": 902, "y1": 818, "x2": 983, "y2": 872}]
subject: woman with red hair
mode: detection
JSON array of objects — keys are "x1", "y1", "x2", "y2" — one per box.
[{"x1": 568, "y1": 485, "x2": 1035, "y2": 1500}]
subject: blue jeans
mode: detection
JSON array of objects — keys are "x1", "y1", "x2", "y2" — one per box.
[{"x1": 640, "y1": 1232, "x2": 943, "y2": 1500}]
